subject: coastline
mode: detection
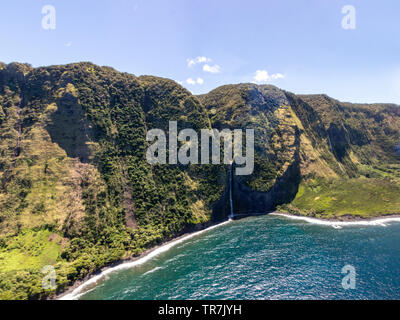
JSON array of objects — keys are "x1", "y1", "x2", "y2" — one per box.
[
  {"x1": 270, "y1": 212, "x2": 400, "y2": 228},
  {"x1": 55, "y1": 219, "x2": 232, "y2": 300},
  {"x1": 54, "y1": 211, "x2": 400, "y2": 300}
]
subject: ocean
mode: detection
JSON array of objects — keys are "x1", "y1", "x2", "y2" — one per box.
[{"x1": 65, "y1": 214, "x2": 400, "y2": 300}]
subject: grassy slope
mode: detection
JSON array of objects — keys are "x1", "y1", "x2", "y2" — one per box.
[
  {"x1": 280, "y1": 177, "x2": 400, "y2": 219},
  {"x1": 0, "y1": 230, "x2": 61, "y2": 273}
]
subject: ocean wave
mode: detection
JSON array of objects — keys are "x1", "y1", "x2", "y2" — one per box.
[
  {"x1": 59, "y1": 220, "x2": 231, "y2": 300},
  {"x1": 142, "y1": 266, "x2": 163, "y2": 276},
  {"x1": 271, "y1": 212, "x2": 400, "y2": 228}
]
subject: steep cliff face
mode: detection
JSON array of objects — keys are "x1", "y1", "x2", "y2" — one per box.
[
  {"x1": 199, "y1": 84, "x2": 302, "y2": 214},
  {"x1": 0, "y1": 62, "x2": 227, "y2": 299},
  {"x1": 286, "y1": 93, "x2": 400, "y2": 218},
  {"x1": 0, "y1": 62, "x2": 399, "y2": 299},
  {"x1": 200, "y1": 84, "x2": 400, "y2": 218}
]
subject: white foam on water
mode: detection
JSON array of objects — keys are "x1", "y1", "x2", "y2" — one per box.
[
  {"x1": 271, "y1": 212, "x2": 400, "y2": 228},
  {"x1": 59, "y1": 220, "x2": 231, "y2": 300},
  {"x1": 142, "y1": 266, "x2": 163, "y2": 276}
]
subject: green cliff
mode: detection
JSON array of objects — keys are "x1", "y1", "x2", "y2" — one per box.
[{"x1": 0, "y1": 62, "x2": 399, "y2": 299}]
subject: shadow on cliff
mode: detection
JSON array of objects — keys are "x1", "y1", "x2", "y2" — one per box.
[{"x1": 45, "y1": 91, "x2": 91, "y2": 163}]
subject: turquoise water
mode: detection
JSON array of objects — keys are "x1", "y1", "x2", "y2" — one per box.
[{"x1": 79, "y1": 215, "x2": 400, "y2": 300}]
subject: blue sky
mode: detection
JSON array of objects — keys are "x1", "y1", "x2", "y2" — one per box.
[{"x1": 1, "y1": 0, "x2": 400, "y2": 103}]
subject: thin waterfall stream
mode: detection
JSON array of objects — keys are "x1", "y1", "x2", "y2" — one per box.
[{"x1": 229, "y1": 162, "x2": 234, "y2": 219}]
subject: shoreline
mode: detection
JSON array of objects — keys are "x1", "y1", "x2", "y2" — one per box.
[
  {"x1": 270, "y1": 212, "x2": 400, "y2": 228},
  {"x1": 54, "y1": 211, "x2": 400, "y2": 300},
  {"x1": 55, "y1": 219, "x2": 232, "y2": 300}
]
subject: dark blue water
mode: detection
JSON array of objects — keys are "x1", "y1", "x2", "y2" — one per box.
[{"x1": 79, "y1": 215, "x2": 400, "y2": 300}]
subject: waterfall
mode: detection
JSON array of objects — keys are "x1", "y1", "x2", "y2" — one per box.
[{"x1": 229, "y1": 162, "x2": 234, "y2": 219}]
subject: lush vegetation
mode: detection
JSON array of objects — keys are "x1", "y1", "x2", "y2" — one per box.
[
  {"x1": 279, "y1": 176, "x2": 400, "y2": 219},
  {"x1": 0, "y1": 62, "x2": 399, "y2": 299},
  {"x1": 0, "y1": 62, "x2": 227, "y2": 299},
  {"x1": 200, "y1": 85, "x2": 400, "y2": 216}
]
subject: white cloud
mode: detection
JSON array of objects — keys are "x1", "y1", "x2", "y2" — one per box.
[
  {"x1": 65, "y1": 41, "x2": 72, "y2": 47},
  {"x1": 203, "y1": 64, "x2": 221, "y2": 74},
  {"x1": 186, "y1": 78, "x2": 196, "y2": 85},
  {"x1": 253, "y1": 70, "x2": 284, "y2": 83},
  {"x1": 187, "y1": 56, "x2": 211, "y2": 68},
  {"x1": 185, "y1": 77, "x2": 204, "y2": 85}
]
